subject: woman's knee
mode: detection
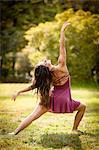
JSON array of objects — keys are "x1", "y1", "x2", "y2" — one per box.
[
  {"x1": 76, "y1": 103, "x2": 86, "y2": 111},
  {"x1": 79, "y1": 104, "x2": 86, "y2": 111},
  {"x1": 30, "y1": 104, "x2": 48, "y2": 121}
]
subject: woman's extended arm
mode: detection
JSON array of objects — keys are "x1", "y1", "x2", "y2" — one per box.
[
  {"x1": 58, "y1": 22, "x2": 70, "y2": 67},
  {"x1": 12, "y1": 79, "x2": 36, "y2": 101}
]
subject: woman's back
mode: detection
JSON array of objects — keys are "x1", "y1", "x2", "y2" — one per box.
[{"x1": 51, "y1": 65, "x2": 70, "y2": 86}]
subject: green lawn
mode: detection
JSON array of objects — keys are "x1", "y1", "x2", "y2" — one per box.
[{"x1": 0, "y1": 83, "x2": 99, "y2": 150}]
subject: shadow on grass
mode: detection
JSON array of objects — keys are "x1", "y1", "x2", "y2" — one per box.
[
  {"x1": 39, "y1": 133, "x2": 83, "y2": 149},
  {"x1": 83, "y1": 132, "x2": 99, "y2": 137}
]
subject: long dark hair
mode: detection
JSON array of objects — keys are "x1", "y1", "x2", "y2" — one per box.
[{"x1": 34, "y1": 65, "x2": 52, "y2": 108}]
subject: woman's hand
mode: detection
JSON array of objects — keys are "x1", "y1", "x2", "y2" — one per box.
[
  {"x1": 11, "y1": 91, "x2": 20, "y2": 101},
  {"x1": 49, "y1": 87, "x2": 54, "y2": 97},
  {"x1": 61, "y1": 22, "x2": 70, "y2": 31}
]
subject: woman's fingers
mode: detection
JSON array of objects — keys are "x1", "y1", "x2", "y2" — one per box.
[
  {"x1": 11, "y1": 92, "x2": 20, "y2": 101},
  {"x1": 11, "y1": 93, "x2": 17, "y2": 101},
  {"x1": 11, "y1": 95, "x2": 15, "y2": 101},
  {"x1": 62, "y1": 22, "x2": 70, "y2": 30},
  {"x1": 64, "y1": 22, "x2": 70, "y2": 27},
  {"x1": 65, "y1": 22, "x2": 70, "y2": 26}
]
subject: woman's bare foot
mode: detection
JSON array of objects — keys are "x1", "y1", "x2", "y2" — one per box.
[
  {"x1": 8, "y1": 132, "x2": 15, "y2": 135},
  {"x1": 71, "y1": 129, "x2": 84, "y2": 134}
]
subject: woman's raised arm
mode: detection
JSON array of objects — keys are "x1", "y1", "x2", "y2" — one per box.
[{"x1": 58, "y1": 22, "x2": 70, "y2": 67}]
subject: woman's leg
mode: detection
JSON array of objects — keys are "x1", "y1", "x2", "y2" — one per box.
[
  {"x1": 72, "y1": 103, "x2": 86, "y2": 131},
  {"x1": 11, "y1": 104, "x2": 48, "y2": 135}
]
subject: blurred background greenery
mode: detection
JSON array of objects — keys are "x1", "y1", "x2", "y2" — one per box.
[{"x1": 0, "y1": 0, "x2": 99, "y2": 83}]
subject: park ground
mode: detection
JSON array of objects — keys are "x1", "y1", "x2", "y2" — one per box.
[{"x1": 0, "y1": 83, "x2": 99, "y2": 150}]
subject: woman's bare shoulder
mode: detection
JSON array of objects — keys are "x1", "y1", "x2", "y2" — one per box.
[
  {"x1": 52, "y1": 64, "x2": 69, "y2": 72},
  {"x1": 50, "y1": 65, "x2": 57, "y2": 71}
]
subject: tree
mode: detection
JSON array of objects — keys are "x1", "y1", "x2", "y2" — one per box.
[
  {"x1": 1, "y1": 1, "x2": 99, "y2": 82},
  {"x1": 25, "y1": 9, "x2": 99, "y2": 82}
]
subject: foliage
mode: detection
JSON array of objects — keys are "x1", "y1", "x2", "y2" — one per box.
[
  {"x1": 0, "y1": 1, "x2": 99, "y2": 82},
  {"x1": 25, "y1": 9, "x2": 99, "y2": 82}
]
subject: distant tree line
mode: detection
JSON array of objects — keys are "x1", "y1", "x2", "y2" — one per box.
[{"x1": 0, "y1": 0, "x2": 99, "y2": 83}]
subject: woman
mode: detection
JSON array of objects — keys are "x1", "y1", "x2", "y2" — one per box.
[{"x1": 9, "y1": 22, "x2": 86, "y2": 135}]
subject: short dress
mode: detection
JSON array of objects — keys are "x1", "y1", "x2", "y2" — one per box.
[{"x1": 48, "y1": 67, "x2": 80, "y2": 113}]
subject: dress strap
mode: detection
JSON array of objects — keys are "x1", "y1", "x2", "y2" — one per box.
[{"x1": 53, "y1": 73, "x2": 70, "y2": 84}]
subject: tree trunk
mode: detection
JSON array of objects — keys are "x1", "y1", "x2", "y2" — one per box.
[
  {"x1": 12, "y1": 53, "x2": 16, "y2": 80},
  {"x1": 0, "y1": 56, "x2": 3, "y2": 80}
]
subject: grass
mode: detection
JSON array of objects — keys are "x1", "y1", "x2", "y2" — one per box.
[{"x1": 0, "y1": 83, "x2": 99, "y2": 150}]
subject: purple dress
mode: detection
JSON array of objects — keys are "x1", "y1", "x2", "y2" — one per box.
[{"x1": 48, "y1": 76, "x2": 80, "y2": 113}]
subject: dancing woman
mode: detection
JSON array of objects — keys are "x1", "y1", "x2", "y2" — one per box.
[{"x1": 9, "y1": 22, "x2": 86, "y2": 135}]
